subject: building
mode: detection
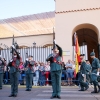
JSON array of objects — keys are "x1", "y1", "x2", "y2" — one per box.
[
  {"x1": 0, "y1": 11, "x2": 55, "y2": 48},
  {"x1": 0, "y1": 0, "x2": 100, "y2": 62},
  {"x1": 55, "y1": 0, "x2": 100, "y2": 62}
]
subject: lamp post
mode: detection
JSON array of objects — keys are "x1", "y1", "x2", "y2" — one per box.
[{"x1": 33, "y1": 42, "x2": 36, "y2": 47}]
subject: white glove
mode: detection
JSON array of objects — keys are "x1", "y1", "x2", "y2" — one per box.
[
  {"x1": 82, "y1": 74, "x2": 85, "y2": 77},
  {"x1": 10, "y1": 59, "x2": 13, "y2": 62},
  {"x1": 26, "y1": 58, "x2": 28, "y2": 61},
  {"x1": 97, "y1": 72, "x2": 99, "y2": 76},
  {"x1": 12, "y1": 45, "x2": 15, "y2": 49}
]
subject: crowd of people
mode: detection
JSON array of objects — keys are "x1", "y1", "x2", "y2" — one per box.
[
  {"x1": 2, "y1": 58, "x2": 77, "y2": 86},
  {"x1": 1, "y1": 57, "x2": 92, "y2": 87}
]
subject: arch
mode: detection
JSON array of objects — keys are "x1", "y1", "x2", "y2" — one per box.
[
  {"x1": 19, "y1": 45, "x2": 29, "y2": 49},
  {"x1": 41, "y1": 41, "x2": 53, "y2": 47},
  {"x1": 72, "y1": 23, "x2": 99, "y2": 42},
  {"x1": 43, "y1": 44, "x2": 53, "y2": 48},
  {"x1": 72, "y1": 23, "x2": 99, "y2": 62}
]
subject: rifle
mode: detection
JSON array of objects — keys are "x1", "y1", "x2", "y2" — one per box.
[
  {"x1": 9, "y1": 35, "x2": 21, "y2": 69},
  {"x1": 10, "y1": 35, "x2": 20, "y2": 59}
]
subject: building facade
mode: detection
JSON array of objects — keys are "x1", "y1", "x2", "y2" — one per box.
[{"x1": 55, "y1": 0, "x2": 100, "y2": 62}]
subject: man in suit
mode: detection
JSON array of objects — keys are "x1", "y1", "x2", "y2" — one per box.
[
  {"x1": 24, "y1": 55, "x2": 35, "y2": 91},
  {"x1": 46, "y1": 43, "x2": 62, "y2": 99}
]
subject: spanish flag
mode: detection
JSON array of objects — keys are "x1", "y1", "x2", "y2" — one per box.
[{"x1": 74, "y1": 32, "x2": 81, "y2": 75}]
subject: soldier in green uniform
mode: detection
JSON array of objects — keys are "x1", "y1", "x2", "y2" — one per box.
[
  {"x1": 24, "y1": 55, "x2": 35, "y2": 91},
  {"x1": 8, "y1": 49, "x2": 21, "y2": 97},
  {"x1": 86, "y1": 60, "x2": 92, "y2": 84},
  {"x1": 90, "y1": 52, "x2": 100, "y2": 93},
  {"x1": 0, "y1": 56, "x2": 5, "y2": 89},
  {"x1": 79, "y1": 54, "x2": 89, "y2": 91},
  {"x1": 46, "y1": 42, "x2": 62, "y2": 99}
]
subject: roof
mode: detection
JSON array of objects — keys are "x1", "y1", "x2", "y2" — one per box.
[{"x1": 0, "y1": 11, "x2": 55, "y2": 38}]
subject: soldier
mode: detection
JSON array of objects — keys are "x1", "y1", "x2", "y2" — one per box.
[
  {"x1": 90, "y1": 52, "x2": 100, "y2": 93},
  {"x1": 46, "y1": 43, "x2": 62, "y2": 99},
  {"x1": 0, "y1": 56, "x2": 5, "y2": 89},
  {"x1": 24, "y1": 55, "x2": 35, "y2": 91},
  {"x1": 8, "y1": 48, "x2": 21, "y2": 97},
  {"x1": 79, "y1": 54, "x2": 89, "y2": 91}
]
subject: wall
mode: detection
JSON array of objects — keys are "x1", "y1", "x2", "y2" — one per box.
[
  {"x1": 0, "y1": 34, "x2": 53, "y2": 48},
  {"x1": 55, "y1": 0, "x2": 100, "y2": 62}
]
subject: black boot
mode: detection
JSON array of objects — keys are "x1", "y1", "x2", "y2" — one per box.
[
  {"x1": 98, "y1": 85, "x2": 100, "y2": 92},
  {"x1": 91, "y1": 86, "x2": 99, "y2": 93}
]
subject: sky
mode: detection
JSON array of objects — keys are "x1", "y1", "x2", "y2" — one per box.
[{"x1": 0, "y1": 0, "x2": 55, "y2": 19}]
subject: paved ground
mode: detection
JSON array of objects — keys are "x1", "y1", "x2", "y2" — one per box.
[{"x1": 0, "y1": 85, "x2": 100, "y2": 100}]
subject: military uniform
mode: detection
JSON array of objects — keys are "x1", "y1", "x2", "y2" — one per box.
[
  {"x1": 24, "y1": 59, "x2": 35, "y2": 91},
  {"x1": 79, "y1": 55, "x2": 89, "y2": 91},
  {"x1": 46, "y1": 44, "x2": 62, "y2": 99},
  {"x1": 8, "y1": 57, "x2": 20, "y2": 96},
  {"x1": 90, "y1": 52, "x2": 100, "y2": 93},
  {"x1": 0, "y1": 58, "x2": 5, "y2": 89},
  {"x1": 86, "y1": 63, "x2": 92, "y2": 83}
]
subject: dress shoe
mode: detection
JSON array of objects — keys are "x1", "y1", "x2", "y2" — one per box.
[
  {"x1": 57, "y1": 96, "x2": 61, "y2": 99},
  {"x1": 13, "y1": 94, "x2": 17, "y2": 97},
  {"x1": 25, "y1": 89, "x2": 29, "y2": 91},
  {"x1": 85, "y1": 86, "x2": 89, "y2": 91},
  {"x1": 8, "y1": 94, "x2": 14, "y2": 97},
  {"x1": 50, "y1": 96, "x2": 56, "y2": 99},
  {"x1": 78, "y1": 89, "x2": 84, "y2": 91},
  {"x1": 29, "y1": 89, "x2": 31, "y2": 91},
  {"x1": 0, "y1": 87, "x2": 2, "y2": 89}
]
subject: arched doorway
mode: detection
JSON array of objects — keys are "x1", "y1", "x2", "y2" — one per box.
[{"x1": 72, "y1": 24, "x2": 99, "y2": 62}]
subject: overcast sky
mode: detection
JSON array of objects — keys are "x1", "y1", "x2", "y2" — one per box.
[{"x1": 0, "y1": 0, "x2": 55, "y2": 19}]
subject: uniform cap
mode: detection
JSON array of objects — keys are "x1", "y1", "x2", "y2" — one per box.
[{"x1": 90, "y1": 52, "x2": 95, "y2": 56}]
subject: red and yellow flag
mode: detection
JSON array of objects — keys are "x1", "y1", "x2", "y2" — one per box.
[{"x1": 74, "y1": 32, "x2": 81, "y2": 76}]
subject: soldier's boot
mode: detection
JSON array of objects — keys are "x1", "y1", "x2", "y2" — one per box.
[
  {"x1": 91, "y1": 86, "x2": 99, "y2": 93},
  {"x1": 98, "y1": 85, "x2": 100, "y2": 92},
  {"x1": 84, "y1": 82, "x2": 89, "y2": 91},
  {"x1": 78, "y1": 87, "x2": 84, "y2": 91}
]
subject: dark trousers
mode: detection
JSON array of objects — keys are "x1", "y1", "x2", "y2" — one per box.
[
  {"x1": 26, "y1": 73, "x2": 33, "y2": 89},
  {"x1": 10, "y1": 72, "x2": 18, "y2": 95},
  {"x1": 0, "y1": 73, "x2": 3, "y2": 88},
  {"x1": 51, "y1": 70, "x2": 61, "y2": 96}
]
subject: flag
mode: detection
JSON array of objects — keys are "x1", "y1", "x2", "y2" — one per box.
[{"x1": 74, "y1": 32, "x2": 80, "y2": 75}]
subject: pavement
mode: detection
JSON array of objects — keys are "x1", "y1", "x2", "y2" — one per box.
[{"x1": 0, "y1": 85, "x2": 100, "y2": 100}]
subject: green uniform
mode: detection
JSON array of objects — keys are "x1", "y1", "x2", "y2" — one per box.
[
  {"x1": 8, "y1": 58, "x2": 20, "y2": 95},
  {"x1": 79, "y1": 61, "x2": 88, "y2": 91},
  {"x1": 46, "y1": 53, "x2": 62, "y2": 97},
  {"x1": 90, "y1": 58, "x2": 100, "y2": 92},
  {"x1": 0, "y1": 59, "x2": 5, "y2": 89},
  {"x1": 86, "y1": 64, "x2": 92, "y2": 83},
  {"x1": 24, "y1": 60, "x2": 35, "y2": 90}
]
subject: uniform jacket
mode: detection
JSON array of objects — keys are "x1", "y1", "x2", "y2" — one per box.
[
  {"x1": 91, "y1": 58, "x2": 100, "y2": 73},
  {"x1": 0, "y1": 59, "x2": 5, "y2": 73},
  {"x1": 80, "y1": 61, "x2": 87, "y2": 75},
  {"x1": 24, "y1": 60, "x2": 35, "y2": 74},
  {"x1": 46, "y1": 53, "x2": 62, "y2": 72},
  {"x1": 8, "y1": 58, "x2": 20, "y2": 73}
]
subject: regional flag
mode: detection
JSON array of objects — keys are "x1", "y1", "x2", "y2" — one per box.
[{"x1": 74, "y1": 32, "x2": 81, "y2": 74}]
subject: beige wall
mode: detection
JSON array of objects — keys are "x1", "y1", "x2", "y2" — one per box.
[
  {"x1": 56, "y1": 0, "x2": 100, "y2": 12},
  {"x1": 0, "y1": 34, "x2": 53, "y2": 48},
  {"x1": 55, "y1": 0, "x2": 100, "y2": 62}
]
